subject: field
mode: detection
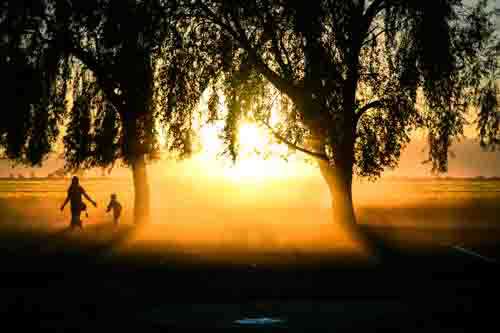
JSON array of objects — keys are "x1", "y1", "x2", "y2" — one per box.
[
  {"x1": 1, "y1": 177, "x2": 499, "y2": 259},
  {"x1": 1, "y1": 177, "x2": 499, "y2": 331}
]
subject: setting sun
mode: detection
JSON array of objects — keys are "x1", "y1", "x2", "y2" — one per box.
[
  {"x1": 238, "y1": 122, "x2": 268, "y2": 154},
  {"x1": 193, "y1": 120, "x2": 315, "y2": 183}
]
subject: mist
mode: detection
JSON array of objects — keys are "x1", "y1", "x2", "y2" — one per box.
[{"x1": 2, "y1": 153, "x2": 498, "y2": 267}]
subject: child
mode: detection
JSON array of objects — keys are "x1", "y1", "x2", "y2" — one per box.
[{"x1": 106, "y1": 193, "x2": 122, "y2": 225}]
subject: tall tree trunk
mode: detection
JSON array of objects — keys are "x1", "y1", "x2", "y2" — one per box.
[
  {"x1": 318, "y1": 158, "x2": 381, "y2": 257},
  {"x1": 122, "y1": 93, "x2": 152, "y2": 224},
  {"x1": 131, "y1": 154, "x2": 150, "y2": 224},
  {"x1": 318, "y1": 159, "x2": 356, "y2": 227},
  {"x1": 318, "y1": 161, "x2": 386, "y2": 260}
]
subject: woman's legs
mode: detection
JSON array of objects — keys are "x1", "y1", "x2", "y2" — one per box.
[{"x1": 71, "y1": 211, "x2": 82, "y2": 229}]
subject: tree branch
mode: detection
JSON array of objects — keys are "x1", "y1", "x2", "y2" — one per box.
[
  {"x1": 66, "y1": 45, "x2": 104, "y2": 80},
  {"x1": 196, "y1": 0, "x2": 303, "y2": 103},
  {"x1": 257, "y1": 2, "x2": 292, "y2": 78},
  {"x1": 355, "y1": 99, "x2": 384, "y2": 121},
  {"x1": 229, "y1": 9, "x2": 302, "y2": 100},
  {"x1": 65, "y1": 41, "x2": 122, "y2": 109},
  {"x1": 362, "y1": 17, "x2": 406, "y2": 48},
  {"x1": 279, "y1": 34, "x2": 293, "y2": 73},
  {"x1": 259, "y1": 121, "x2": 329, "y2": 161},
  {"x1": 362, "y1": 28, "x2": 385, "y2": 46},
  {"x1": 362, "y1": 0, "x2": 386, "y2": 37},
  {"x1": 364, "y1": 0, "x2": 385, "y2": 21}
]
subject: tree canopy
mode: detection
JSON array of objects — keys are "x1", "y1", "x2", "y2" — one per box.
[
  {"x1": 1, "y1": 0, "x2": 498, "y2": 228},
  {"x1": 0, "y1": 0, "x2": 215, "y2": 169},
  {"x1": 0, "y1": 0, "x2": 222, "y2": 222},
  {"x1": 183, "y1": 0, "x2": 498, "y2": 177}
]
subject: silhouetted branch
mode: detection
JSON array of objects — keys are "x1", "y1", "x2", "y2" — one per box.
[
  {"x1": 355, "y1": 99, "x2": 384, "y2": 121},
  {"x1": 65, "y1": 42, "x2": 122, "y2": 109},
  {"x1": 362, "y1": 28, "x2": 386, "y2": 46},
  {"x1": 259, "y1": 121, "x2": 329, "y2": 161},
  {"x1": 364, "y1": 0, "x2": 386, "y2": 21},
  {"x1": 362, "y1": 0, "x2": 386, "y2": 36},
  {"x1": 257, "y1": 4, "x2": 292, "y2": 77},
  {"x1": 195, "y1": 0, "x2": 303, "y2": 103}
]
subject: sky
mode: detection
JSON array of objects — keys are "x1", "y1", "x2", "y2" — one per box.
[{"x1": 1, "y1": 135, "x2": 499, "y2": 179}]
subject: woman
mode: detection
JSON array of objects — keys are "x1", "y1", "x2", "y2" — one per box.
[{"x1": 60, "y1": 176, "x2": 97, "y2": 229}]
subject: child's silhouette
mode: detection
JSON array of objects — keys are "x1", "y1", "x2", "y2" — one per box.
[{"x1": 106, "y1": 193, "x2": 122, "y2": 225}]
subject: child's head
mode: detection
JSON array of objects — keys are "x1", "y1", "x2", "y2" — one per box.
[{"x1": 111, "y1": 193, "x2": 117, "y2": 200}]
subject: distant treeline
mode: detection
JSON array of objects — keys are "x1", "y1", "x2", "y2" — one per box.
[
  {"x1": 0, "y1": 176, "x2": 117, "y2": 181},
  {"x1": 382, "y1": 176, "x2": 500, "y2": 181},
  {"x1": 1, "y1": 176, "x2": 499, "y2": 182}
]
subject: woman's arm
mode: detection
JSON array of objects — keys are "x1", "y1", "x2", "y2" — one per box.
[
  {"x1": 82, "y1": 189, "x2": 97, "y2": 207},
  {"x1": 60, "y1": 195, "x2": 70, "y2": 211}
]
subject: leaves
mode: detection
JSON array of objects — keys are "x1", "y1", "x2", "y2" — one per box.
[
  {"x1": 2, "y1": 0, "x2": 498, "y2": 180},
  {"x1": 477, "y1": 82, "x2": 499, "y2": 149},
  {"x1": 1, "y1": 0, "x2": 197, "y2": 169},
  {"x1": 186, "y1": 0, "x2": 498, "y2": 178}
]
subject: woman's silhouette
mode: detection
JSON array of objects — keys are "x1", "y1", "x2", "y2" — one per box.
[{"x1": 60, "y1": 176, "x2": 97, "y2": 229}]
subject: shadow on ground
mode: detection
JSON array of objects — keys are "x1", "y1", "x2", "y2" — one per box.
[{"x1": 0, "y1": 222, "x2": 498, "y2": 331}]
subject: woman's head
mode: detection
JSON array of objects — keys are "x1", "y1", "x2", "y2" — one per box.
[{"x1": 71, "y1": 176, "x2": 79, "y2": 186}]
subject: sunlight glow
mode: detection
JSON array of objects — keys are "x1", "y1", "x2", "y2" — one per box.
[
  {"x1": 238, "y1": 122, "x2": 268, "y2": 154},
  {"x1": 193, "y1": 120, "x2": 315, "y2": 183}
]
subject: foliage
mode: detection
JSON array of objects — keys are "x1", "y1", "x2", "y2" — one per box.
[
  {"x1": 1, "y1": 0, "x2": 497, "y2": 182},
  {"x1": 0, "y1": 0, "x2": 212, "y2": 171},
  {"x1": 183, "y1": 0, "x2": 499, "y2": 178}
]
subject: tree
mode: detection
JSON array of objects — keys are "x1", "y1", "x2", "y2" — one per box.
[
  {"x1": 0, "y1": 0, "x2": 211, "y2": 223},
  {"x1": 184, "y1": 0, "x2": 498, "y2": 237}
]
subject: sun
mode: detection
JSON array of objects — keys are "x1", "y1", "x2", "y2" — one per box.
[
  {"x1": 238, "y1": 122, "x2": 269, "y2": 156},
  {"x1": 191, "y1": 120, "x2": 314, "y2": 182}
]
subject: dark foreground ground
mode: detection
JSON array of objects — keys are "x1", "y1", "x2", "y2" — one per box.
[{"x1": 0, "y1": 224, "x2": 499, "y2": 332}]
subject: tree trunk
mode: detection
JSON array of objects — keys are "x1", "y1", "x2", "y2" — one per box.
[
  {"x1": 131, "y1": 154, "x2": 150, "y2": 224},
  {"x1": 318, "y1": 159, "x2": 384, "y2": 259},
  {"x1": 318, "y1": 159, "x2": 356, "y2": 227}
]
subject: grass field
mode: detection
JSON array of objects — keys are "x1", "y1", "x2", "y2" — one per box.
[
  {"x1": 0, "y1": 177, "x2": 499, "y2": 263},
  {"x1": 0, "y1": 179, "x2": 500, "y2": 250},
  {"x1": 1, "y1": 178, "x2": 499, "y2": 331}
]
